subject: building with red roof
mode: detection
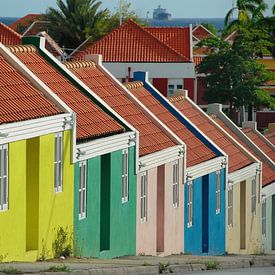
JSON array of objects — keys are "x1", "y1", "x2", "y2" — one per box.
[
  {"x1": 0, "y1": 22, "x2": 22, "y2": 45},
  {"x1": 64, "y1": 55, "x2": 186, "y2": 256},
  {"x1": 71, "y1": 20, "x2": 195, "y2": 100}
]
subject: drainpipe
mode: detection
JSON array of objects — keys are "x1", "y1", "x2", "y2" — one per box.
[{"x1": 128, "y1": 67, "x2": 131, "y2": 82}]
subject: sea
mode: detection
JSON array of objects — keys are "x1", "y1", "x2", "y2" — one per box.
[{"x1": 0, "y1": 17, "x2": 225, "y2": 30}]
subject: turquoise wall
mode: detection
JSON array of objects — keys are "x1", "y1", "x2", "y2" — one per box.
[{"x1": 74, "y1": 147, "x2": 136, "y2": 258}]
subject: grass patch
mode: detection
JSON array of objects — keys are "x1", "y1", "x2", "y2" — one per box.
[
  {"x1": 158, "y1": 262, "x2": 170, "y2": 273},
  {"x1": 142, "y1": 262, "x2": 153, "y2": 266},
  {"x1": 205, "y1": 260, "x2": 219, "y2": 270},
  {"x1": 0, "y1": 267, "x2": 22, "y2": 274},
  {"x1": 47, "y1": 265, "x2": 70, "y2": 272}
]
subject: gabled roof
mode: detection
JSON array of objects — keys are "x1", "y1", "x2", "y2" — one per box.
[
  {"x1": 65, "y1": 61, "x2": 178, "y2": 156},
  {"x1": 0, "y1": 22, "x2": 22, "y2": 45},
  {"x1": 242, "y1": 128, "x2": 275, "y2": 162},
  {"x1": 73, "y1": 20, "x2": 190, "y2": 62},
  {"x1": 0, "y1": 51, "x2": 62, "y2": 124},
  {"x1": 213, "y1": 117, "x2": 275, "y2": 187},
  {"x1": 8, "y1": 45, "x2": 124, "y2": 141},
  {"x1": 9, "y1": 14, "x2": 42, "y2": 33},
  {"x1": 169, "y1": 95, "x2": 254, "y2": 173},
  {"x1": 192, "y1": 24, "x2": 215, "y2": 40},
  {"x1": 125, "y1": 81, "x2": 217, "y2": 167},
  {"x1": 265, "y1": 132, "x2": 275, "y2": 145},
  {"x1": 144, "y1": 26, "x2": 191, "y2": 61},
  {"x1": 224, "y1": 30, "x2": 237, "y2": 43}
]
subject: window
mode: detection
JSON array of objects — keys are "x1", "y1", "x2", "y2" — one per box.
[
  {"x1": 140, "y1": 171, "x2": 147, "y2": 222},
  {"x1": 173, "y1": 160, "x2": 179, "y2": 208},
  {"x1": 122, "y1": 149, "x2": 128, "y2": 203},
  {"x1": 79, "y1": 161, "x2": 87, "y2": 220},
  {"x1": 0, "y1": 144, "x2": 8, "y2": 211},
  {"x1": 262, "y1": 199, "x2": 266, "y2": 236},
  {"x1": 168, "y1": 79, "x2": 184, "y2": 97},
  {"x1": 228, "y1": 185, "x2": 233, "y2": 228},
  {"x1": 252, "y1": 176, "x2": 256, "y2": 215},
  {"x1": 216, "y1": 170, "x2": 221, "y2": 214},
  {"x1": 54, "y1": 132, "x2": 63, "y2": 193},
  {"x1": 187, "y1": 180, "x2": 193, "y2": 227}
]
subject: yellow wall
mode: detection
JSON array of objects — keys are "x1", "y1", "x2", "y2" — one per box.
[
  {"x1": 226, "y1": 176, "x2": 261, "y2": 254},
  {"x1": 0, "y1": 130, "x2": 74, "y2": 262}
]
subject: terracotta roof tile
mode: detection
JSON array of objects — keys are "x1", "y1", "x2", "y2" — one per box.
[
  {"x1": 144, "y1": 26, "x2": 191, "y2": 61},
  {"x1": 9, "y1": 14, "x2": 42, "y2": 33},
  {"x1": 265, "y1": 132, "x2": 275, "y2": 145},
  {"x1": 9, "y1": 45, "x2": 124, "y2": 141},
  {"x1": 0, "y1": 53, "x2": 62, "y2": 124},
  {"x1": 73, "y1": 20, "x2": 190, "y2": 62},
  {"x1": 125, "y1": 82, "x2": 217, "y2": 167},
  {"x1": 0, "y1": 22, "x2": 22, "y2": 45},
  {"x1": 65, "y1": 61, "x2": 177, "y2": 156},
  {"x1": 169, "y1": 96, "x2": 253, "y2": 173},
  {"x1": 192, "y1": 25, "x2": 214, "y2": 40},
  {"x1": 242, "y1": 128, "x2": 275, "y2": 162},
  {"x1": 214, "y1": 117, "x2": 275, "y2": 187}
]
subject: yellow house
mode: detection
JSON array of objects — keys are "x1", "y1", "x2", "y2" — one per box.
[{"x1": 0, "y1": 43, "x2": 75, "y2": 262}]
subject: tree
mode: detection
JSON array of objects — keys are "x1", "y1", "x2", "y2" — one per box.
[
  {"x1": 224, "y1": 0, "x2": 267, "y2": 30},
  {"x1": 197, "y1": 37, "x2": 275, "y2": 118},
  {"x1": 44, "y1": 0, "x2": 109, "y2": 49},
  {"x1": 201, "y1": 22, "x2": 219, "y2": 36}
]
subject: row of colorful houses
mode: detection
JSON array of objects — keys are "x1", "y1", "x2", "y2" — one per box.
[{"x1": 0, "y1": 34, "x2": 274, "y2": 262}]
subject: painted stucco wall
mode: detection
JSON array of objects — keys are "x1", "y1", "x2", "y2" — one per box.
[
  {"x1": 226, "y1": 176, "x2": 261, "y2": 254},
  {"x1": 0, "y1": 130, "x2": 74, "y2": 262},
  {"x1": 74, "y1": 146, "x2": 136, "y2": 258},
  {"x1": 0, "y1": 140, "x2": 27, "y2": 262},
  {"x1": 184, "y1": 169, "x2": 226, "y2": 255},
  {"x1": 262, "y1": 194, "x2": 275, "y2": 254},
  {"x1": 136, "y1": 159, "x2": 184, "y2": 256}
]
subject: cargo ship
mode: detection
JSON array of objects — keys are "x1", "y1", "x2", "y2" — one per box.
[{"x1": 153, "y1": 5, "x2": 171, "y2": 20}]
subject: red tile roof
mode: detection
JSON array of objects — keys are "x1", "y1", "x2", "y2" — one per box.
[
  {"x1": 65, "y1": 61, "x2": 177, "y2": 156},
  {"x1": 144, "y1": 26, "x2": 191, "y2": 61},
  {"x1": 214, "y1": 117, "x2": 275, "y2": 187},
  {"x1": 193, "y1": 25, "x2": 214, "y2": 40},
  {"x1": 126, "y1": 82, "x2": 217, "y2": 167},
  {"x1": 242, "y1": 128, "x2": 275, "y2": 162},
  {"x1": 265, "y1": 132, "x2": 275, "y2": 145},
  {"x1": 0, "y1": 52, "x2": 62, "y2": 124},
  {"x1": 0, "y1": 22, "x2": 22, "y2": 45},
  {"x1": 9, "y1": 14, "x2": 42, "y2": 33},
  {"x1": 9, "y1": 45, "x2": 124, "y2": 141},
  {"x1": 73, "y1": 20, "x2": 190, "y2": 62},
  {"x1": 169, "y1": 96, "x2": 254, "y2": 173}
]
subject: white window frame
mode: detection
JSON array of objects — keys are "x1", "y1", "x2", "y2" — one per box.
[
  {"x1": 252, "y1": 176, "x2": 256, "y2": 215},
  {"x1": 122, "y1": 148, "x2": 129, "y2": 203},
  {"x1": 168, "y1": 79, "x2": 184, "y2": 97},
  {"x1": 0, "y1": 144, "x2": 8, "y2": 211},
  {"x1": 79, "y1": 161, "x2": 87, "y2": 220},
  {"x1": 228, "y1": 185, "x2": 233, "y2": 228},
  {"x1": 140, "y1": 171, "x2": 148, "y2": 223},
  {"x1": 187, "y1": 180, "x2": 193, "y2": 228},
  {"x1": 216, "y1": 170, "x2": 221, "y2": 214},
  {"x1": 173, "y1": 160, "x2": 179, "y2": 208},
  {"x1": 54, "y1": 132, "x2": 63, "y2": 193},
  {"x1": 262, "y1": 199, "x2": 266, "y2": 237}
]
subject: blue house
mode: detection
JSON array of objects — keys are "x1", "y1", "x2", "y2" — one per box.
[{"x1": 128, "y1": 71, "x2": 227, "y2": 255}]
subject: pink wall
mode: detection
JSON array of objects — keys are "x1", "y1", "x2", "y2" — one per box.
[{"x1": 136, "y1": 159, "x2": 184, "y2": 256}]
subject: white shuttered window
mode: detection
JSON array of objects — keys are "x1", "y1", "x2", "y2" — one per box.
[
  {"x1": 216, "y1": 170, "x2": 221, "y2": 214},
  {"x1": 228, "y1": 185, "x2": 233, "y2": 228},
  {"x1": 262, "y1": 199, "x2": 266, "y2": 236},
  {"x1": 140, "y1": 171, "x2": 147, "y2": 222},
  {"x1": 54, "y1": 132, "x2": 63, "y2": 193},
  {"x1": 252, "y1": 176, "x2": 256, "y2": 215},
  {"x1": 173, "y1": 160, "x2": 179, "y2": 208},
  {"x1": 187, "y1": 180, "x2": 193, "y2": 227},
  {"x1": 79, "y1": 161, "x2": 87, "y2": 220},
  {"x1": 0, "y1": 144, "x2": 8, "y2": 211},
  {"x1": 122, "y1": 149, "x2": 129, "y2": 203}
]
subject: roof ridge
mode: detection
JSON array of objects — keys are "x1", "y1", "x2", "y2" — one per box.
[
  {"x1": 123, "y1": 81, "x2": 144, "y2": 90},
  {"x1": 168, "y1": 95, "x2": 185, "y2": 103},
  {"x1": 65, "y1": 60, "x2": 96, "y2": 69},
  {"x1": 8, "y1": 44, "x2": 37, "y2": 53},
  {"x1": 0, "y1": 22, "x2": 22, "y2": 39}
]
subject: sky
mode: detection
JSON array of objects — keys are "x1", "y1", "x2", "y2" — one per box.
[{"x1": 0, "y1": 0, "x2": 274, "y2": 18}]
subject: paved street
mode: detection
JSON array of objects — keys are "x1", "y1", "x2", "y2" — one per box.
[{"x1": 179, "y1": 267, "x2": 275, "y2": 275}]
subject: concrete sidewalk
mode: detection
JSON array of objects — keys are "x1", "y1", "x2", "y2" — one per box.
[{"x1": 0, "y1": 254, "x2": 275, "y2": 274}]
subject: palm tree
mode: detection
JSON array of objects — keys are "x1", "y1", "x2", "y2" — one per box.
[
  {"x1": 44, "y1": 0, "x2": 109, "y2": 49},
  {"x1": 224, "y1": 0, "x2": 267, "y2": 29}
]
